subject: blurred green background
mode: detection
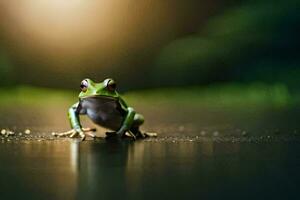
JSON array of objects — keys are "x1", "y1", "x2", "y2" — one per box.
[
  {"x1": 1, "y1": 2, "x2": 300, "y2": 199},
  {"x1": 0, "y1": 0, "x2": 299, "y2": 97}
]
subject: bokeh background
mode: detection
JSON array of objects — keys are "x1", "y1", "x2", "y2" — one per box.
[
  {"x1": 1, "y1": 3, "x2": 300, "y2": 199},
  {"x1": 0, "y1": 0, "x2": 300, "y2": 135},
  {"x1": 0, "y1": 0, "x2": 299, "y2": 91}
]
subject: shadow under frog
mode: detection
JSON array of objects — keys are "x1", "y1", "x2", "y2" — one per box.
[{"x1": 54, "y1": 78, "x2": 156, "y2": 141}]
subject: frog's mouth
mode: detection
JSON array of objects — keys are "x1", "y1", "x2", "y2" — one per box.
[
  {"x1": 81, "y1": 95, "x2": 119, "y2": 106},
  {"x1": 81, "y1": 95, "x2": 117, "y2": 100}
]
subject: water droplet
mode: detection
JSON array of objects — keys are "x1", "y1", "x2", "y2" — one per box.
[
  {"x1": 213, "y1": 131, "x2": 219, "y2": 137},
  {"x1": 1, "y1": 129, "x2": 6, "y2": 135},
  {"x1": 24, "y1": 129, "x2": 31, "y2": 135},
  {"x1": 8, "y1": 131, "x2": 14, "y2": 135}
]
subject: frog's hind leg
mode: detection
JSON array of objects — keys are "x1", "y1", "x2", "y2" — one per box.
[
  {"x1": 134, "y1": 113, "x2": 145, "y2": 126},
  {"x1": 129, "y1": 127, "x2": 157, "y2": 139},
  {"x1": 130, "y1": 114, "x2": 157, "y2": 139},
  {"x1": 129, "y1": 114, "x2": 144, "y2": 138}
]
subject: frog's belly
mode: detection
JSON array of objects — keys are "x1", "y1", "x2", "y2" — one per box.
[{"x1": 81, "y1": 97, "x2": 125, "y2": 130}]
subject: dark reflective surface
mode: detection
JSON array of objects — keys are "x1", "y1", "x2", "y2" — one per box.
[
  {"x1": 0, "y1": 139, "x2": 300, "y2": 200},
  {"x1": 1, "y1": 101, "x2": 300, "y2": 200}
]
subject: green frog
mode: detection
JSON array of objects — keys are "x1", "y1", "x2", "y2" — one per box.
[{"x1": 54, "y1": 78, "x2": 156, "y2": 141}]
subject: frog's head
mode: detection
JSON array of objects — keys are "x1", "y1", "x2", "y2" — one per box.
[{"x1": 78, "y1": 78, "x2": 118, "y2": 99}]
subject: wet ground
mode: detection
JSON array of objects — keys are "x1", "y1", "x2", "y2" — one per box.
[
  {"x1": 1, "y1": 139, "x2": 300, "y2": 200},
  {"x1": 0, "y1": 97, "x2": 300, "y2": 200}
]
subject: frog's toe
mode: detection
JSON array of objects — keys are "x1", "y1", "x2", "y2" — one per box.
[
  {"x1": 85, "y1": 132, "x2": 96, "y2": 138},
  {"x1": 82, "y1": 127, "x2": 97, "y2": 132},
  {"x1": 125, "y1": 131, "x2": 136, "y2": 140},
  {"x1": 53, "y1": 129, "x2": 75, "y2": 137},
  {"x1": 144, "y1": 132, "x2": 157, "y2": 138},
  {"x1": 82, "y1": 127, "x2": 97, "y2": 139},
  {"x1": 80, "y1": 134, "x2": 86, "y2": 141},
  {"x1": 69, "y1": 131, "x2": 78, "y2": 138}
]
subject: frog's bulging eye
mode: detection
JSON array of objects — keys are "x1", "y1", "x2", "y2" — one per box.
[
  {"x1": 106, "y1": 79, "x2": 116, "y2": 91},
  {"x1": 80, "y1": 80, "x2": 88, "y2": 92}
]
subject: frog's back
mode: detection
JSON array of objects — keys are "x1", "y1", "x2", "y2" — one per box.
[{"x1": 80, "y1": 96, "x2": 126, "y2": 130}]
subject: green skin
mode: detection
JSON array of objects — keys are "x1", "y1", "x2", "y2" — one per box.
[{"x1": 66, "y1": 78, "x2": 145, "y2": 140}]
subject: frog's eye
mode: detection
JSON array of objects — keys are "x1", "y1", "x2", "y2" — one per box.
[
  {"x1": 106, "y1": 79, "x2": 116, "y2": 91},
  {"x1": 80, "y1": 79, "x2": 88, "y2": 92}
]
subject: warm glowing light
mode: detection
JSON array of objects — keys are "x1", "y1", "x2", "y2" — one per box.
[
  {"x1": 6, "y1": 0, "x2": 117, "y2": 49},
  {"x1": 1, "y1": 0, "x2": 174, "y2": 71}
]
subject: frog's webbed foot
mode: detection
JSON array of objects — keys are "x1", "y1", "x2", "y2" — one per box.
[
  {"x1": 126, "y1": 130, "x2": 136, "y2": 140},
  {"x1": 105, "y1": 130, "x2": 136, "y2": 140},
  {"x1": 53, "y1": 128, "x2": 97, "y2": 141},
  {"x1": 134, "y1": 131, "x2": 157, "y2": 139}
]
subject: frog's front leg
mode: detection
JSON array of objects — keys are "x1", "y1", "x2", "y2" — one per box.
[
  {"x1": 54, "y1": 103, "x2": 96, "y2": 141},
  {"x1": 68, "y1": 102, "x2": 98, "y2": 140},
  {"x1": 106, "y1": 107, "x2": 136, "y2": 139}
]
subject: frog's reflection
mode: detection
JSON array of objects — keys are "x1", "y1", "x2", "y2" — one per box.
[
  {"x1": 71, "y1": 139, "x2": 242, "y2": 199},
  {"x1": 70, "y1": 140, "x2": 80, "y2": 174},
  {"x1": 71, "y1": 139, "x2": 134, "y2": 199},
  {"x1": 71, "y1": 140, "x2": 203, "y2": 198}
]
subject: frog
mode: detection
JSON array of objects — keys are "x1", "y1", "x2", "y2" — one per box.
[{"x1": 53, "y1": 78, "x2": 156, "y2": 141}]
